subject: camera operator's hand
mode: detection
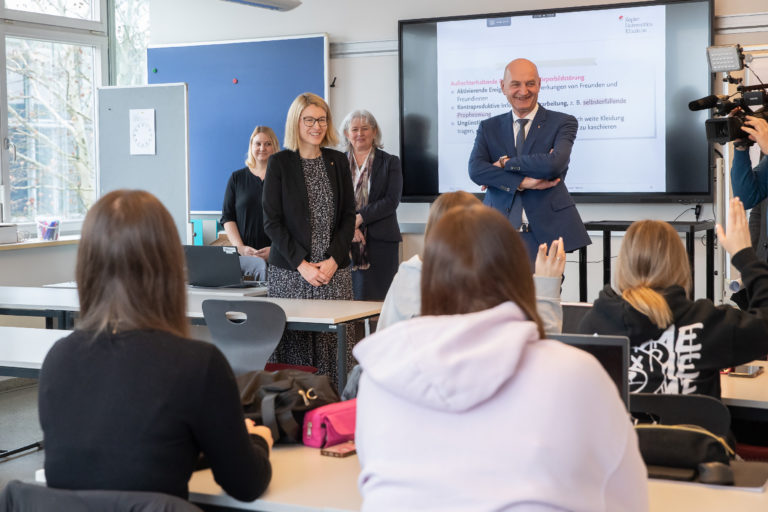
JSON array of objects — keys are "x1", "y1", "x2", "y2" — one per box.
[{"x1": 742, "y1": 116, "x2": 768, "y2": 155}]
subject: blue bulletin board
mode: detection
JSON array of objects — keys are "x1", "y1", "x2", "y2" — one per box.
[{"x1": 148, "y1": 35, "x2": 328, "y2": 213}]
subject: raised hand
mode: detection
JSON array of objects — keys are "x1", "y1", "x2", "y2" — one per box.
[
  {"x1": 716, "y1": 197, "x2": 751, "y2": 256},
  {"x1": 535, "y1": 237, "x2": 565, "y2": 278}
]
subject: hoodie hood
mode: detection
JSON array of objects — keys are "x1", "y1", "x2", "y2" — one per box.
[
  {"x1": 353, "y1": 302, "x2": 540, "y2": 412},
  {"x1": 590, "y1": 285, "x2": 687, "y2": 341}
]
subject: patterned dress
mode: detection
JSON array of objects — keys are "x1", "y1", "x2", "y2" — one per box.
[{"x1": 268, "y1": 156, "x2": 354, "y2": 385}]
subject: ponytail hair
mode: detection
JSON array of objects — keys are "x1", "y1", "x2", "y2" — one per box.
[{"x1": 615, "y1": 220, "x2": 691, "y2": 329}]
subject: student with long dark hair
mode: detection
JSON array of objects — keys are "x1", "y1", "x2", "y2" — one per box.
[
  {"x1": 354, "y1": 204, "x2": 646, "y2": 511},
  {"x1": 38, "y1": 190, "x2": 272, "y2": 501}
]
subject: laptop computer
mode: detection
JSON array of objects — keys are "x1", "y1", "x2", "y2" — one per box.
[
  {"x1": 549, "y1": 333, "x2": 630, "y2": 408},
  {"x1": 183, "y1": 245, "x2": 266, "y2": 288}
]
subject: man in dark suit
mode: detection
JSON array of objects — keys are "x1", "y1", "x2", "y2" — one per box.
[{"x1": 469, "y1": 58, "x2": 590, "y2": 263}]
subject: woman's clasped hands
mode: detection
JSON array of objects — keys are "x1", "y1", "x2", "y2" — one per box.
[{"x1": 298, "y1": 257, "x2": 338, "y2": 287}]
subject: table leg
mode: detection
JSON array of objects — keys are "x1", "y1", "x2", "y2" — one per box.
[
  {"x1": 603, "y1": 230, "x2": 611, "y2": 286},
  {"x1": 579, "y1": 246, "x2": 587, "y2": 302},
  {"x1": 686, "y1": 229, "x2": 695, "y2": 297},
  {"x1": 707, "y1": 228, "x2": 714, "y2": 300},
  {"x1": 336, "y1": 324, "x2": 347, "y2": 393}
]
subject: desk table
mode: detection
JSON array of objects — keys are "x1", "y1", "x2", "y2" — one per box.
[
  {"x1": 0, "y1": 286, "x2": 79, "y2": 329},
  {"x1": 721, "y1": 361, "x2": 768, "y2": 421},
  {"x1": 46, "y1": 281, "x2": 269, "y2": 298},
  {"x1": 189, "y1": 445, "x2": 361, "y2": 512},
  {"x1": 185, "y1": 295, "x2": 381, "y2": 390},
  {"x1": 0, "y1": 326, "x2": 71, "y2": 378},
  {"x1": 187, "y1": 445, "x2": 768, "y2": 512},
  {"x1": 0, "y1": 286, "x2": 381, "y2": 390}
]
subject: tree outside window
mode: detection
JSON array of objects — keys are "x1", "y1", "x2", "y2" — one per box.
[{"x1": 6, "y1": 37, "x2": 97, "y2": 222}]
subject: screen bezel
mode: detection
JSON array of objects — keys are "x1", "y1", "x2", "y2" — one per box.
[{"x1": 398, "y1": 0, "x2": 714, "y2": 204}]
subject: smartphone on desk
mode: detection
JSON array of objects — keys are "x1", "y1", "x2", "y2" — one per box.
[
  {"x1": 729, "y1": 365, "x2": 764, "y2": 378},
  {"x1": 320, "y1": 441, "x2": 356, "y2": 458}
]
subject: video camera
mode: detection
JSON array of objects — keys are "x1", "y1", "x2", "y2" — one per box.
[{"x1": 688, "y1": 44, "x2": 768, "y2": 146}]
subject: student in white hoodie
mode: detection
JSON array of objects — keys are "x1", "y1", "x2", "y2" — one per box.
[{"x1": 354, "y1": 204, "x2": 647, "y2": 512}]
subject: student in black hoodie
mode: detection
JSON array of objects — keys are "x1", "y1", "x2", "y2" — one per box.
[{"x1": 578, "y1": 197, "x2": 768, "y2": 399}]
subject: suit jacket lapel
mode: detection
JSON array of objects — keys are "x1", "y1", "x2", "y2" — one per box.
[
  {"x1": 292, "y1": 150, "x2": 311, "y2": 220},
  {"x1": 521, "y1": 106, "x2": 547, "y2": 155},
  {"x1": 501, "y1": 111, "x2": 516, "y2": 158},
  {"x1": 368, "y1": 149, "x2": 385, "y2": 200}
]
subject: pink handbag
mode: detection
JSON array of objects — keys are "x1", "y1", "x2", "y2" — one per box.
[{"x1": 302, "y1": 399, "x2": 356, "y2": 448}]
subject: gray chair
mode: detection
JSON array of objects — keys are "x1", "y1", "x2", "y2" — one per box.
[
  {"x1": 0, "y1": 480, "x2": 203, "y2": 512},
  {"x1": 629, "y1": 392, "x2": 731, "y2": 436},
  {"x1": 561, "y1": 302, "x2": 593, "y2": 333},
  {"x1": 202, "y1": 300, "x2": 286, "y2": 376}
]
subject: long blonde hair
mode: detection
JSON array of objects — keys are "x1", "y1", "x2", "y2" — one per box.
[
  {"x1": 283, "y1": 92, "x2": 338, "y2": 150},
  {"x1": 245, "y1": 126, "x2": 279, "y2": 169},
  {"x1": 616, "y1": 220, "x2": 691, "y2": 329}
]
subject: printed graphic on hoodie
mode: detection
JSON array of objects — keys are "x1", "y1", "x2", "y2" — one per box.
[{"x1": 628, "y1": 322, "x2": 703, "y2": 394}]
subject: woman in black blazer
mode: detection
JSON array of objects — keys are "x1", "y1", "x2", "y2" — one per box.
[
  {"x1": 340, "y1": 110, "x2": 403, "y2": 300},
  {"x1": 263, "y1": 92, "x2": 356, "y2": 380}
]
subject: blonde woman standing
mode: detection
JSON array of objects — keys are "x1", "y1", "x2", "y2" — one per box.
[
  {"x1": 221, "y1": 126, "x2": 279, "y2": 259},
  {"x1": 263, "y1": 93, "x2": 355, "y2": 381}
]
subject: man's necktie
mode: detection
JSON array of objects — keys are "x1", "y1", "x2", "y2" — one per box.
[
  {"x1": 516, "y1": 118, "x2": 529, "y2": 152},
  {"x1": 510, "y1": 118, "x2": 530, "y2": 229}
]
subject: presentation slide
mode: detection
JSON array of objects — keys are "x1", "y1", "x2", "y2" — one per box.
[{"x1": 435, "y1": 6, "x2": 666, "y2": 193}]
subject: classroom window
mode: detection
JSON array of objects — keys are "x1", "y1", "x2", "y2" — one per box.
[
  {"x1": 5, "y1": 37, "x2": 98, "y2": 222},
  {"x1": 5, "y1": 0, "x2": 99, "y2": 22},
  {"x1": 114, "y1": 0, "x2": 149, "y2": 86},
  {"x1": 0, "y1": 1, "x2": 107, "y2": 227}
]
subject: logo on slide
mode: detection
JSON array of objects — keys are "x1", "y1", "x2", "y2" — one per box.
[{"x1": 622, "y1": 15, "x2": 654, "y2": 34}]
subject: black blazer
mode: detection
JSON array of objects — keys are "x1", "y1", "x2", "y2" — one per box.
[
  {"x1": 263, "y1": 148, "x2": 355, "y2": 270},
  {"x1": 357, "y1": 148, "x2": 402, "y2": 243}
]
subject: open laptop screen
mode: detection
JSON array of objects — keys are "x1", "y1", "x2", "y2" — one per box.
[
  {"x1": 183, "y1": 245, "x2": 244, "y2": 287},
  {"x1": 549, "y1": 333, "x2": 630, "y2": 408}
]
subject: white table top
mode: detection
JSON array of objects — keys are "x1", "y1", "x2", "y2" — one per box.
[
  {"x1": 188, "y1": 445, "x2": 361, "y2": 512},
  {"x1": 46, "y1": 281, "x2": 268, "y2": 297},
  {"x1": 648, "y1": 477, "x2": 768, "y2": 511},
  {"x1": 721, "y1": 361, "x2": 768, "y2": 410},
  {"x1": 187, "y1": 445, "x2": 768, "y2": 512},
  {"x1": 0, "y1": 286, "x2": 381, "y2": 326},
  {"x1": 0, "y1": 326, "x2": 71, "y2": 371},
  {"x1": 0, "y1": 286, "x2": 79, "y2": 312},
  {"x1": 185, "y1": 295, "x2": 382, "y2": 325}
]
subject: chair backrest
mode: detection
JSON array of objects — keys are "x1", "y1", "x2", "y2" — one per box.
[
  {"x1": 0, "y1": 480, "x2": 203, "y2": 512},
  {"x1": 561, "y1": 302, "x2": 593, "y2": 333},
  {"x1": 629, "y1": 393, "x2": 732, "y2": 436},
  {"x1": 202, "y1": 299, "x2": 286, "y2": 375}
]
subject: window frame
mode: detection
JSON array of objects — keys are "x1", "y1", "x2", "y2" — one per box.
[
  {"x1": 0, "y1": 0, "x2": 108, "y2": 33},
  {"x1": 0, "y1": 12, "x2": 108, "y2": 232}
]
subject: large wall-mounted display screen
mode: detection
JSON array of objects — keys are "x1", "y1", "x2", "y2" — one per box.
[{"x1": 399, "y1": 0, "x2": 712, "y2": 203}]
